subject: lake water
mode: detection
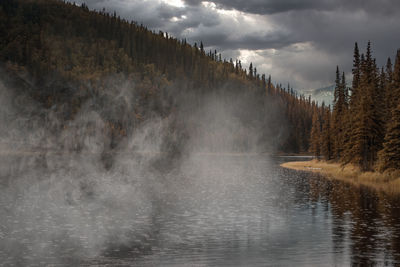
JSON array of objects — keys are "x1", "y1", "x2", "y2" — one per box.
[{"x1": 1, "y1": 154, "x2": 400, "y2": 266}]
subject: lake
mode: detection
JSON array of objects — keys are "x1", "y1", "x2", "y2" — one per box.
[{"x1": 1, "y1": 154, "x2": 400, "y2": 266}]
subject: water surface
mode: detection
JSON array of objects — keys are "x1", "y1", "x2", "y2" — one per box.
[{"x1": 1, "y1": 154, "x2": 400, "y2": 266}]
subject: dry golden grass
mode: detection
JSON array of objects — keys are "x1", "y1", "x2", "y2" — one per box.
[{"x1": 281, "y1": 160, "x2": 400, "y2": 195}]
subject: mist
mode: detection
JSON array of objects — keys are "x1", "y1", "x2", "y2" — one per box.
[{"x1": 0, "y1": 68, "x2": 287, "y2": 265}]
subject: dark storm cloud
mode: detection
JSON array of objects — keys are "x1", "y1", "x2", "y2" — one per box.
[
  {"x1": 271, "y1": 8, "x2": 400, "y2": 66},
  {"x1": 72, "y1": 0, "x2": 189, "y2": 29},
  {"x1": 184, "y1": 0, "x2": 330, "y2": 14},
  {"x1": 236, "y1": 33, "x2": 295, "y2": 50},
  {"x1": 69, "y1": 0, "x2": 400, "y2": 89},
  {"x1": 185, "y1": 0, "x2": 400, "y2": 15},
  {"x1": 157, "y1": 4, "x2": 185, "y2": 20},
  {"x1": 71, "y1": 0, "x2": 221, "y2": 35}
]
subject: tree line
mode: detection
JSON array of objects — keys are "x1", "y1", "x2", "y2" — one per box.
[
  {"x1": 0, "y1": 0, "x2": 315, "y2": 153},
  {"x1": 310, "y1": 42, "x2": 400, "y2": 172}
]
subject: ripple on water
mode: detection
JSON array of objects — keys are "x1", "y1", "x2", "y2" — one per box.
[{"x1": 1, "y1": 155, "x2": 400, "y2": 266}]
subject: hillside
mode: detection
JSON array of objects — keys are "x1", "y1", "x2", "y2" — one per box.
[{"x1": 0, "y1": 0, "x2": 316, "y2": 155}]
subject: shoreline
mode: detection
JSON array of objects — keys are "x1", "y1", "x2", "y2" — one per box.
[{"x1": 281, "y1": 159, "x2": 400, "y2": 195}]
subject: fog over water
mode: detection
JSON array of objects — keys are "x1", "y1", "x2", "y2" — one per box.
[
  {"x1": 1, "y1": 72, "x2": 400, "y2": 266},
  {"x1": 0, "y1": 70, "x2": 284, "y2": 265}
]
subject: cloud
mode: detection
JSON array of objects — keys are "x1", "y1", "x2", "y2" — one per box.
[
  {"x1": 69, "y1": 0, "x2": 400, "y2": 89},
  {"x1": 202, "y1": 0, "x2": 332, "y2": 14},
  {"x1": 188, "y1": 0, "x2": 400, "y2": 16}
]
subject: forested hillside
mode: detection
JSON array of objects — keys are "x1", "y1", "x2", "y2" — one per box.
[
  {"x1": 310, "y1": 42, "x2": 400, "y2": 172},
  {"x1": 0, "y1": 0, "x2": 315, "y2": 153}
]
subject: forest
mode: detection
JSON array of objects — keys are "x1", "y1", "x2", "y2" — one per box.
[
  {"x1": 3, "y1": 1, "x2": 400, "y2": 266},
  {"x1": 0, "y1": 0, "x2": 315, "y2": 155},
  {"x1": 310, "y1": 42, "x2": 400, "y2": 173},
  {"x1": 1, "y1": 0, "x2": 399, "y2": 173}
]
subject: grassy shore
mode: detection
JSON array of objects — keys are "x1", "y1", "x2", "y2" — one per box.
[{"x1": 281, "y1": 159, "x2": 400, "y2": 195}]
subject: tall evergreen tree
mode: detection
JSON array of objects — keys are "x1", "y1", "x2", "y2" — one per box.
[
  {"x1": 332, "y1": 66, "x2": 341, "y2": 159},
  {"x1": 377, "y1": 50, "x2": 400, "y2": 172},
  {"x1": 333, "y1": 66, "x2": 341, "y2": 105},
  {"x1": 310, "y1": 108, "x2": 322, "y2": 157},
  {"x1": 342, "y1": 72, "x2": 349, "y2": 109},
  {"x1": 351, "y1": 42, "x2": 361, "y2": 106},
  {"x1": 392, "y1": 50, "x2": 400, "y2": 109},
  {"x1": 385, "y1": 57, "x2": 393, "y2": 122},
  {"x1": 348, "y1": 42, "x2": 384, "y2": 170},
  {"x1": 342, "y1": 43, "x2": 362, "y2": 164},
  {"x1": 332, "y1": 67, "x2": 347, "y2": 159},
  {"x1": 267, "y1": 75, "x2": 272, "y2": 95},
  {"x1": 379, "y1": 67, "x2": 387, "y2": 122},
  {"x1": 378, "y1": 103, "x2": 400, "y2": 171},
  {"x1": 321, "y1": 106, "x2": 333, "y2": 160}
]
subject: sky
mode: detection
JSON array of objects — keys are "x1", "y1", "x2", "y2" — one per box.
[{"x1": 71, "y1": 0, "x2": 400, "y2": 91}]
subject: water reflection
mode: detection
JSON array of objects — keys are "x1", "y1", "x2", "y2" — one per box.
[
  {"x1": 1, "y1": 155, "x2": 400, "y2": 266},
  {"x1": 308, "y1": 171, "x2": 400, "y2": 266}
]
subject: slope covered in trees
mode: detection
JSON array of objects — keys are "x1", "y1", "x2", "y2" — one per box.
[
  {"x1": 0, "y1": 0, "x2": 315, "y2": 154},
  {"x1": 310, "y1": 41, "x2": 400, "y2": 172}
]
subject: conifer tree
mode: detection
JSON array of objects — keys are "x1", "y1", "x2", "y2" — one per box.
[
  {"x1": 377, "y1": 50, "x2": 400, "y2": 172},
  {"x1": 351, "y1": 42, "x2": 361, "y2": 106},
  {"x1": 392, "y1": 50, "x2": 400, "y2": 109},
  {"x1": 200, "y1": 41, "x2": 204, "y2": 55},
  {"x1": 309, "y1": 41, "x2": 400, "y2": 172},
  {"x1": 310, "y1": 109, "x2": 321, "y2": 157},
  {"x1": 332, "y1": 66, "x2": 341, "y2": 158},
  {"x1": 349, "y1": 42, "x2": 383, "y2": 170},
  {"x1": 341, "y1": 72, "x2": 349, "y2": 109},
  {"x1": 321, "y1": 106, "x2": 333, "y2": 160},
  {"x1": 333, "y1": 66, "x2": 341, "y2": 105},
  {"x1": 378, "y1": 103, "x2": 400, "y2": 171},
  {"x1": 249, "y1": 62, "x2": 253, "y2": 79},
  {"x1": 342, "y1": 43, "x2": 362, "y2": 165},
  {"x1": 267, "y1": 75, "x2": 272, "y2": 95},
  {"x1": 385, "y1": 57, "x2": 393, "y2": 122},
  {"x1": 379, "y1": 67, "x2": 387, "y2": 121},
  {"x1": 332, "y1": 68, "x2": 347, "y2": 159}
]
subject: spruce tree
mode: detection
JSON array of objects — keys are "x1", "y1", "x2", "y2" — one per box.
[
  {"x1": 377, "y1": 50, "x2": 400, "y2": 172},
  {"x1": 332, "y1": 68, "x2": 347, "y2": 160},
  {"x1": 351, "y1": 42, "x2": 361, "y2": 106},
  {"x1": 342, "y1": 72, "x2": 349, "y2": 109},
  {"x1": 392, "y1": 50, "x2": 400, "y2": 109},
  {"x1": 310, "y1": 110, "x2": 321, "y2": 157},
  {"x1": 321, "y1": 106, "x2": 333, "y2": 160},
  {"x1": 332, "y1": 66, "x2": 341, "y2": 159},
  {"x1": 378, "y1": 103, "x2": 400, "y2": 171},
  {"x1": 249, "y1": 62, "x2": 253, "y2": 79},
  {"x1": 385, "y1": 57, "x2": 393, "y2": 122},
  {"x1": 267, "y1": 75, "x2": 272, "y2": 95},
  {"x1": 342, "y1": 43, "x2": 361, "y2": 165},
  {"x1": 333, "y1": 66, "x2": 341, "y2": 104},
  {"x1": 379, "y1": 67, "x2": 387, "y2": 122},
  {"x1": 352, "y1": 42, "x2": 384, "y2": 170}
]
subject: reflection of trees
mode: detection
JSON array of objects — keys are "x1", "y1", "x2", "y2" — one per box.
[
  {"x1": 348, "y1": 187, "x2": 381, "y2": 266},
  {"x1": 308, "y1": 175, "x2": 400, "y2": 265},
  {"x1": 311, "y1": 177, "x2": 350, "y2": 259},
  {"x1": 377, "y1": 193, "x2": 400, "y2": 264},
  {"x1": 309, "y1": 176, "x2": 349, "y2": 261}
]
